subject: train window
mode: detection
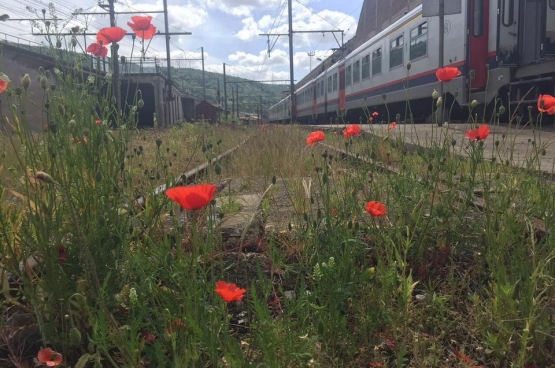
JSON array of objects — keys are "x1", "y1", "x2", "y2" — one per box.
[
  {"x1": 328, "y1": 76, "x2": 332, "y2": 93},
  {"x1": 361, "y1": 54, "x2": 370, "y2": 80},
  {"x1": 501, "y1": 0, "x2": 514, "y2": 26},
  {"x1": 346, "y1": 64, "x2": 352, "y2": 86},
  {"x1": 353, "y1": 60, "x2": 361, "y2": 83},
  {"x1": 332, "y1": 73, "x2": 338, "y2": 92},
  {"x1": 551, "y1": 0, "x2": 555, "y2": 9},
  {"x1": 473, "y1": 0, "x2": 483, "y2": 36},
  {"x1": 410, "y1": 22, "x2": 427, "y2": 60},
  {"x1": 320, "y1": 81, "x2": 324, "y2": 96},
  {"x1": 390, "y1": 35, "x2": 404, "y2": 69},
  {"x1": 372, "y1": 48, "x2": 382, "y2": 76}
]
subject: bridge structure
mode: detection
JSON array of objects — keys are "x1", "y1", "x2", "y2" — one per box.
[{"x1": 0, "y1": 36, "x2": 201, "y2": 131}]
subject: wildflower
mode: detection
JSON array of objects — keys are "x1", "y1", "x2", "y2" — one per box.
[
  {"x1": 142, "y1": 331, "x2": 157, "y2": 343},
  {"x1": 453, "y1": 346, "x2": 473, "y2": 364},
  {"x1": 58, "y1": 244, "x2": 67, "y2": 264},
  {"x1": 343, "y1": 124, "x2": 361, "y2": 138},
  {"x1": 127, "y1": 16, "x2": 157, "y2": 40},
  {"x1": 365, "y1": 201, "x2": 387, "y2": 217},
  {"x1": 435, "y1": 66, "x2": 461, "y2": 82},
  {"x1": 165, "y1": 183, "x2": 217, "y2": 210},
  {"x1": 37, "y1": 348, "x2": 63, "y2": 366},
  {"x1": 21, "y1": 74, "x2": 31, "y2": 90},
  {"x1": 369, "y1": 362, "x2": 384, "y2": 367},
  {"x1": 537, "y1": 94, "x2": 555, "y2": 114},
  {"x1": 388, "y1": 122, "x2": 398, "y2": 131},
  {"x1": 306, "y1": 131, "x2": 325, "y2": 146},
  {"x1": 432, "y1": 89, "x2": 439, "y2": 99},
  {"x1": 465, "y1": 124, "x2": 490, "y2": 141},
  {"x1": 95, "y1": 119, "x2": 102, "y2": 125},
  {"x1": 172, "y1": 319, "x2": 186, "y2": 328},
  {"x1": 0, "y1": 76, "x2": 9, "y2": 94},
  {"x1": 36, "y1": 171, "x2": 54, "y2": 184},
  {"x1": 86, "y1": 43, "x2": 108, "y2": 57},
  {"x1": 96, "y1": 27, "x2": 127, "y2": 45},
  {"x1": 215, "y1": 281, "x2": 246, "y2": 302},
  {"x1": 372, "y1": 111, "x2": 379, "y2": 117}
]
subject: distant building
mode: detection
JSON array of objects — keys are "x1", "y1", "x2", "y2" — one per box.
[{"x1": 196, "y1": 100, "x2": 227, "y2": 123}]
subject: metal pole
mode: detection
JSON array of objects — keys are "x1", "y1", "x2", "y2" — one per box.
[
  {"x1": 201, "y1": 46, "x2": 206, "y2": 100},
  {"x1": 223, "y1": 63, "x2": 228, "y2": 121},
  {"x1": 288, "y1": 0, "x2": 295, "y2": 123},
  {"x1": 438, "y1": 0, "x2": 445, "y2": 126},
  {"x1": 108, "y1": 0, "x2": 120, "y2": 115},
  {"x1": 236, "y1": 85, "x2": 239, "y2": 119},
  {"x1": 162, "y1": 0, "x2": 173, "y2": 127}
]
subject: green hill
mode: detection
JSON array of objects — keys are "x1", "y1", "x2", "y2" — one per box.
[{"x1": 166, "y1": 67, "x2": 288, "y2": 114}]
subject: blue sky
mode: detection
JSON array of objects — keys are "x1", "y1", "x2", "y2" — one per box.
[{"x1": 0, "y1": 0, "x2": 363, "y2": 82}]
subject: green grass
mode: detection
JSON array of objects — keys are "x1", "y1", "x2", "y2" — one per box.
[{"x1": 0, "y1": 42, "x2": 554, "y2": 368}]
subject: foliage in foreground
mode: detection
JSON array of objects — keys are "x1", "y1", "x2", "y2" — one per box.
[{"x1": 0, "y1": 48, "x2": 554, "y2": 368}]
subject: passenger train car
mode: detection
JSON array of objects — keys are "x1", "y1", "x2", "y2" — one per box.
[{"x1": 269, "y1": 0, "x2": 555, "y2": 123}]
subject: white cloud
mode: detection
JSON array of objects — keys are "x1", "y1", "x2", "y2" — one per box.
[
  {"x1": 235, "y1": 17, "x2": 263, "y2": 41},
  {"x1": 205, "y1": 0, "x2": 283, "y2": 17}
]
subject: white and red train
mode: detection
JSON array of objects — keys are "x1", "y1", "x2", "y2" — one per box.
[{"x1": 269, "y1": 0, "x2": 555, "y2": 123}]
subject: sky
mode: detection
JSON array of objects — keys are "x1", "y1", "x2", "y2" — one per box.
[{"x1": 0, "y1": 0, "x2": 363, "y2": 83}]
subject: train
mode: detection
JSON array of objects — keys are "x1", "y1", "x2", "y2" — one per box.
[{"x1": 269, "y1": 0, "x2": 555, "y2": 124}]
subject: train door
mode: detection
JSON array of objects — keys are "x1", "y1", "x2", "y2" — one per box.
[
  {"x1": 545, "y1": 0, "x2": 555, "y2": 55},
  {"x1": 312, "y1": 82, "x2": 317, "y2": 118},
  {"x1": 498, "y1": 0, "x2": 518, "y2": 64},
  {"x1": 338, "y1": 64, "x2": 346, "y2": 112},
  {"x1": 467, "y1": 0, "x2": 489, "y2": 88},
  {"x1": 518, "y1": 0, "x2": 543, "y2": 64}
]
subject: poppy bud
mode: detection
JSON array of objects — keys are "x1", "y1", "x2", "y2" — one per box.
[
  {"x1": 436, "y1": 97, "x2": 442, "y2": 107},
  {"x1": 406, "y1": 61, "x2": 411, "y2": 70},
  {"x1": 432, "y1": 90, "x2": 439, "y2": 100},
  {"x1": 40, "y1": 76, "x2": 48, "y2": 89},
  {"x1": 94, "y1": 171, "x2": 103, "y2": 182},
  {"x1": 36, "y1": 171, "x2": 54, "y2": 184},
  {"x1": 498, "y1": 105, "x2": 505, "y2": 114},
  {"x1": 21, "y1": 74, "x2": 31, "y2": 90},
  {"x1": 56, "y1": 39, "x2": 62, "y2": 48},
  {"x1": 68, "y1": 119, "x2": 76, "y2": 131},
  {"x1": 271, "y1": 175, "x2": 276, "y2": 185},
  {"x1": 69, "y1": 326, "x2": 82, "y2": 346},
  {"x1": 471, "y1": 100, "x2": 478, "y2": 108},
  {"x1": 15, "y1": 87, "x2": 22, "y2": 96},
  {"x1": 138, "y1": 99, "x2": 144, "y2": 108},
  {"x1": 71, "y1": 36, "x2": 77, "y2": 47},
  {"x1": 214, "y1": 163, "x2": 221, "y2": 175}
]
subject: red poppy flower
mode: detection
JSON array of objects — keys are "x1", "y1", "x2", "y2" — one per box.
[
  {"x1": 465, "y1": 124, "x2": 490, "y2": 141},
  {"x1": 388, "y1": 122, "x2": 398, "y2": 131},
  {"x1": 343, "y1": 124, "x2": 361, "y2": 138},
  {"x1": 215, "y1": 281, "x2": 246, "y2": 302},
  {"x1": 0, "y1": 78, "x2": 8, "y2": 94},
  {"x1": 372, "y1": 111, "x2": 379, "y2": 117},
  {"x1": 58, "y1": 244, "x2": 67, "y2": 264},
  {"x1": 365, "y1": 201, "x2": 387, "y2": 217},
  {"x1": 435, "y1": 67, "x2": 461, "y2": 82},
  {"x1": 86, "y1": 43, "x2": 108, "y2": 57},
  {"x1": 95, "y1": 119, "x2": 102, "y2": 125},
  {"x1": 127, "y1": 16, "x2": 157, "y2": 40},
  {"x1": 537, "y1": 94, "x2": 555, "y2": 114},
  {"x1": 96, "y1": 27, "x2": 127, "y2": 45},
  {"x1": 306, "y1": 131, "x2": 325, "y2": 146},
  {"x1": 453, "y1": 346, "x2": 474, "y2": 364},
  {"x1": 37, "y1": 348, "x2": 63, "y2": 366},
  {"x1": 165, "y1": 183, "x2": 217, "y2": 210},
  {"x1": 142, "y1": 331, "x2": 157, "y2": 343}
]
